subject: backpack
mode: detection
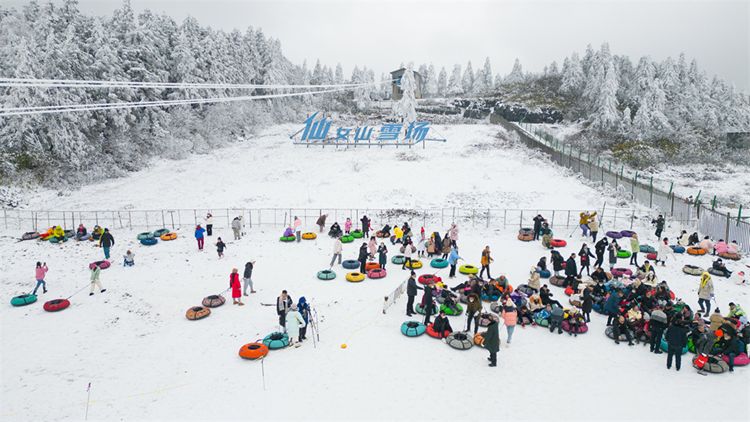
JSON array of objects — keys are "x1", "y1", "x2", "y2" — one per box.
[{"x1": 694, "y1": 353, "x2": 708, "y2": 369}]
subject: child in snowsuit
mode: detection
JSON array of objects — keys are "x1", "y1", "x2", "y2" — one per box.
[
  {"x1": 123, "y1": 250, "x2": 135, "y2": 267},
  {"x1": 89, "y1": 266, "x2": 106, "y2": 296},
  {"x1": 33, "y1": 262, "x2": 48, "y2": 295},
  {"x1": 216, "y1": 237, "x2": 226, "y2": 258},
  {"x1": 230, "y1": 268, "x2": 243, "y2": 305}
]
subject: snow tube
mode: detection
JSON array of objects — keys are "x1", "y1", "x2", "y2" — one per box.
[
  {"x1": 317, "y1": 270, "x2": 336, "y2": 280},
  {"x1": 342, "y1": 260, "x2": 360, "y2": 269},
  {"x1": 401, "y1": 321, "x2": 426, "y2": 337},
  {"x1": 340, "y1": 235, "x2": 354, "y2": 243},
  {"x1": 375, "y1": 231, "x2": 388, "y2": 238},
  {"x1": 549, "y1": 276, "x2": 565, "y2": 287},
  {"x1": 516, "y1": 284, "x2": 536, "y2": 297},
  {"x1": 640, "y1": 245, "x2": 656, "y2": 253},
  {"x1": 89, "y1": 260, "x2": 111, "y2": 270},
  {"x1": 405, "y1": 260, "x2": 423, "y2": 269},
  {"x1": 345, "y1": 272, "x2": 365, "y2": 282},
  {"x1": 533, "y1": 313, "x2": 550, "y2": 327},
  {"x1": 391, "y1": 255, "x2": 406, "y2": 265},
  {"x1": 160, "y1": 232, "x2": 177, "y2": 241},
  {"x1": 418, "y1": 274, "x2": 442, "y2": 285},
  {"x1": 719, "y1": 252, "x2": 740, "y2": 261},
  {"x1": 619, "y1": 230, "x2": 636, "y2": 238},
  {"x1": 263, "y1": 332, "x2": 290, "y2": 349},
  {"x1": 682, "y1": 265, "x2": 704, "y2": 276},
  {"x1": 140, "y1": 237, "x2": 158, "y2": 246},
  {"x1": 593, "y1": 302, "x2": 606, "y2": 315},
  {"x1": 415, "y1": 303, "x2": 438, "y2": 315},
  {"x1": 446, "y1": 332, "x2": 473, "y2": 350},
  {"x1": 708, "y1": 268, "x2": 727, "y2": 277},
  {"x1": 646, "y1": 252, "x2": 657, "y2": 260},
  {"x1": 606, "y1": 231, "x2": 623, "y2": 239},
  {"x1": 721, "y1": 353, "x2": 750, "y2": 367},
  {"x1": 518, "y1": 227, "x2": 534, "y2": 236},
  {"x1": 185, "y1": 306, "x2": 210, "y2": 320},
  {"x1": 459, "y1": 265, "x2": 478, "y2": 275},
  {"x1": 564, "y1": 286, "x2": 574, "y2": 296},
  {"x1": 479, "y1": 312, "x2": 500, "y2": 327},
  {"x1": 279, "y1": 235, "x2": 295, "y2": 242},
  {"x1": 605, "y1": 326, "x2": 635, "y2": 342},
  {"x1": 490, "y1": 302, "x2": 502, "y2": 313},
  {"x1": 301, "y1": 232, "x2": 317, "y2": 240},
  {"x1": 693, "y1": 355, "x2": 729, "y2": 373},
  {"x1": 687, "y1": 247, "x2": 707, "y2": 256},
  {"x1": 63, "y1": 229, "x2": 75, "y2": 238},
  {"x1": 77, "y1": 233, "x2": 90, "y2": 241},
  {"x1": 440, "y1": 303, "x2": 463, "y2": 316},
  {"x1": 538, "y1": 269, "x2": 551, "y2": 278},
  {"x1": 430, "y1": 258, "x2": 449, "y2": 269},
  {"x1": 517, "y1": 228, "x2": 534, "y2": 241},
  {"x1": 43, "y1": 298, "x2": 70, "y2": 312},
  {"x1": 561, "y1": 320, "x2": 588, "y2": 334},
  {"x1": 659, "y1": 337, "x2": 688, "y2": 354},
  {"x1": 239, "y1": 343, "x2": 269, "y2": 360},
  {"x1": 480, "y1": 293, "x2": 500, "y2": 302},
  {"x1": 616, "y1": 250, "x2": 631, "y2": 258},
  {"x1": 48, "y1": 236, "x2": 67, "y2": 244},
  {"x1": 426, "y1": 323, "x2": 451, "y2": 339},
  {"x1": 152, "y1": 228, "x2": 170, "y2": 237},
  {"x1": 10, "y1": 294, "x2": 37, "y2": 307},
  {"x1": 202, "y1": 295, "x2": 226, "y2": 308},
  {"x1": 137, "y1": 232, "x2": 154, "y2": 241},
  {"x1": 569, "y1": 298, "x2": 582, "y2": 308},
  {"x1": 365, "y1": 262, "x2": 380, "y2": 271},
  {"x1": 367, "y1": 268, "x2": 387, "y2": 279},
  {"x1": 473, "y1": 333, "x2": 485, "y2": 347},
  {"x1": 670, "y1": 245, "x2": 686, "y2": 254},
  {"x1": 550, "y1": 239, "x2": 567, "y2": 248},
  {"x1": 611, "y1": 268, "x2": 633, "y2": 277},
  {"x1": 351, "y1": 230, "x2": 364, "y2": 239},
  {"x1": 21, "y1": 231, "x2": 40, "y2": 241}
]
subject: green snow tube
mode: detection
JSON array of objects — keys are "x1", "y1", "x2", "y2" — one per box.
[
  {"x1": 48, "y1": 236, "x2": 67, "y2": 244},
  {"x1": 351, "y1": 230, "x2": 364, "y2": 239},
  {"x1": 152, "y1": 228, "x2": 170, "y2": 237},
  {"x1": 280, "y1": 235, "x2": 295, "y2": 242},
  {"x1": 340, "y1": 235, "x2": 354, "y2": 243},
  {"x1": 317, "y1": 270, "x2": 336, "y2": 280},
  {"x1": 137, "y1": 232, "x2": 154, "y2": 241},
  {"x1": 617, "y1": 250, "x2": 632, "y2": 259},
  {"x1": 440, "y1": 303, "x2": 464, "y2": 316},
  {"x1": 11, "y1": 294, "x2": 37, "y2": 307},
  {"x1": 263, "y1": 332, "x2": 290, "y2": 350}
]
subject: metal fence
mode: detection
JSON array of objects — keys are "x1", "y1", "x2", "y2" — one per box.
[
  {"x1": 0, "y1": 206, "x2": 639, "y2": 234},
  {"x1": 493, "y1": 115, "x2": 750, "y2": 248}
]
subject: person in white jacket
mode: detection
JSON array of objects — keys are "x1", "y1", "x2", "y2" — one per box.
[
  {"x1": 205, "y1": 213, "x2": 214, "y2": 237},
  {"x1": 656, "y1": 237, "x2": 675, "y2": 266},
  {"x1": 329, "y1": 236, "x2": 343, "y2": 268},
  {"x1": 285, "y1": 306, "x2": 306, "y2": 346}
]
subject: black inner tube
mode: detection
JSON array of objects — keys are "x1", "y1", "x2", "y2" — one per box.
[
  {"x1": 454, "y1": 333, "x2": 468, "y2": 341},
  {"x1": 192, "y1": 306, "x2": 203, "y2": 312},
  {"x1": 407, "y1": 321, "x2": 419, "y2": 328},
  {"x1": 271, "y1": 333, "x2": 283, "y2": 340},
  {"x1": 248, "y1": 344, "x2": 260, "y2": 350}
]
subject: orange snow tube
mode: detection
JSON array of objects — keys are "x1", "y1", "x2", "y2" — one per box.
[
  {"x1": 186, "y1": 306, "x2": 211, "y2": 320},
  {"x1": 160, "y1": 232, "x2": 177, "y2": 241},
  {"x1": 365, "y1": 262, "x2": 381, "y2": 271},
  {"x1": 238, "y1": 342, "x2": 269, "y2": 360},
  {"x1": 687, "y1": 247, "x2": 706, "y2": 256}
]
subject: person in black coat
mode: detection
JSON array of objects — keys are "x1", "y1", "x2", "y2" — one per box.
[
  {"x1": 539, "y1": 285, "x2": 562, "y2": 308},
  {"x1": 482, "y1": 318, "x2": 501, "y2": 367},
  {"x1": 581, "y1": 286, "x2": 593, "y2": 322},
  {"x1": 649, "y1": 308, "x2": 668, "y2": 354},
  {"x1": 665, "y1": 319, "x2": 689, "y2": 371},
  {"x1": 532, "y1": 214, "x2": 545, "y2": 240},
  {"x1": 613, "y1": 315, "x2": 634, "y2": 346},
  {"x1": 406, "y1": 271, "x2": 421, "y2": 316},
  {"x1": 578, "y1": 245, "x2": 595, "y2": 276},
  {"x1": 432, "y1": 310, "x2": 453, "y2": 337},
  {"x1": 358, "y1": 243, "x2": 368, "y2": 274},
  {"x1": 360, "y1": 215, "x2": 371, "y2": 237},
  {"x1": 565, "y1": 254, "x2": 578, "y2": 277},
  {"x1": 422, "y1": 283, "x2": 435, "y2": 325},
  {"x1": 594, "y1": 237, "x2": 608, "y2": 268},
  {"x1": 536, "y1": 257, "x2": 547, "y2": 271},
  {"x1": 551, "y1": 250, "x2": 564, "y2": 277},
  {"x1": 276, "y1": 291, "x2": 293, "y2": 329}
]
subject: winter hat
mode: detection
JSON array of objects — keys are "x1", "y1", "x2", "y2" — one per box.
[{"x1": 291, "y1": 305, "x2": 298, "y2": 311}]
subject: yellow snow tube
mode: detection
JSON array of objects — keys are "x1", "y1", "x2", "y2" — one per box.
[
  {"x1": 160, "y1": 232, "x2": 177, "y2": 241},
  {"x1": 346, "y1": 272, "x2": 365, "y2": 282},
  {"x1": 302, "y1": 232, "x2": 317, "y2": 240},
  {"x1": 405, "y1": 260, "x2": 423, "y2": 269}
]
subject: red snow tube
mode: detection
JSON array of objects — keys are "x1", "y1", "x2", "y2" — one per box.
[
  {"x1": 722, "y1": 353, "x2": 750, "y2": 366},
  {"x1": 418, "y1": 274, "x2": 442, "y2": 285},
  {"x1": 426, "y1": 323, "x2": 451, "y2": 339},
  {"x1": 561, "y1": 320, "x2": 588, "y2": 334},
  {"x1": 89, "y1": 260, "x2": 111, "y2": 270},
  {"x1": 550, "y1": 239, "x2": 567, "y2": 248},
  {"x1": 564, "y1": 286, "x2": 574, "y2": 296},
  {"x1": 646, "y1": 252, "x2": 657, "y2": 260},
  {"x1": 43, "y1": 298, "x2": 70, "y2": 312},
  {"x1": 367, "y1": 268, "x2": 387, "y2": 279}
]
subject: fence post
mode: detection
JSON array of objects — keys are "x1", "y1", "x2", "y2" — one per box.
[
  {"x1": 471, "y1": 209, "x2": 475, "y2": 228},
  {"x1": 632, "y1": 171, "x2": 638, "y2": 195},
  {"x1": 519, "y1": 210, "x2": 523, "y2": 228},
  {"x1": 630, "y1": 209, "x2": 635, "y2": 230},
  {"x1": 94, "y1": 211, "x2": 98, "y2": 226},
  {"x1": 738, "y1": 205, "x2": 743, "y2": 225},
  {"x1": 194, "y1": 209, "x2": 197, "y2": 227},
  {"x1": 486, "y1": 209, "x2": 490, "y2": 228},
  {"x1": 670, "y1": 193, "x2": 675, "y2": 216},
  {"x1": 649, "y1": 177, "x2": 653, "y2": 208},
  {"x1": 145, "y1": 212, "x2": 149, "y2": 230},
  {"x1": 169, "y1": 211, "x2": 175, "y2": 229},
  {"x1": 162, "y1": 210, "x2": 166, "y2": 229},
  {"x1": 614, "y1": 208, "x2": 618, "y2": 227},
  {"x1": 726, "y1": 212, "x2": 731, "y2": 240},
  {"x1": 128, "y1": 211, "x2": 132, "y2": 229},
  {"x1": 566, "y1": 210, "x2": 571, "y2": 228},
  {"x1": 504, "y1": 209, "x2": 507, "y2": 228},
  {"x1": 550, "y1": 210, "x2": 555, "y2": 228},
  {"x1": 248, "y1": 210, "x2": 252, "y2": 229}
]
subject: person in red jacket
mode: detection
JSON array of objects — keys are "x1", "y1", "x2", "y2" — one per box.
[{"x1": 230, "y1": 268, "x2": 243, "y2": 306}]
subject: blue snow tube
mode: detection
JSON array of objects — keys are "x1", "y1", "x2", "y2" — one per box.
[
  {"x1": 263, "y1": 332, "x2": 290, "y2": 350},
  {"x1": 342, "y1": 260, "x2": 360, "y2": 269},
  {"x1": 538, "y1": 269, "x2": 551, "y2": 278},
  {"x1": 660, "y1": 337, "x2": 688, "y2": 355},
  {"x1": 481, "y1": 293, "x2": 500, "y2": 302},
  {"x1": 400, "y1": 321, "x2": 426, "y2": 337},
  {"x1": 592, "y1": 301, "x2": 607, "y2": 315},
  {"x1": 430, "y1": 258, "x2": 449, "y2": 269},
  {"x1": 140, "y1": 237, "x2": 158, "y2": 246},
  {"x1": 670, "y1": 245, "x2": 686, "y2": 254}
]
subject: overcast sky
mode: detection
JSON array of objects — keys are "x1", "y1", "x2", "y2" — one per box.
[{"x1": 13, "y1": 0, "x2": 749, "y2": 90}]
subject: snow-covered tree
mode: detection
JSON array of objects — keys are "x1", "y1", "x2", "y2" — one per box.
[
  {"x1": 589, "y1": 60, "x2": 620, "y2": 131},
  {"x1": 505, "y1": 58, "x2": 524, "y2": 84},
  {"x1": 560, "y1": 53, "x2": 584, "y2": 95},
  {"x1": 394, "y1": 64, "x2": 418, "y2": 124},
  {"x1": 424, "y1": 64, "x2": 437, "y2": 97},
  {"x1": 462, "y1": 60, "x2": 474, "y2": 94},
  {"x1": 437, "y1": 66, "x2": 448, "y2": 97},
  {"x1": 447, "y1": 64, "x2": 462, "y2": 95}
]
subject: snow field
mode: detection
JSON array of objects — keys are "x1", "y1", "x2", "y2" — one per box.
[{"x1": 1, "y1": 220, "x2": 748, "y2": 421}]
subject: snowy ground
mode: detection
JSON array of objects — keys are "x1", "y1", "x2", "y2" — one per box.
[
  {"x1": 2, "y1": 123, "x2": 749, "y2": 421},
  {"x1": 19, "y1": 124, "x2": 609, "y2": 211}
]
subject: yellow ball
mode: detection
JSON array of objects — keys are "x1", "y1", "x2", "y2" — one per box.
[{"x1": 340, "y1": 343, "x2": 347, "y2": 349}]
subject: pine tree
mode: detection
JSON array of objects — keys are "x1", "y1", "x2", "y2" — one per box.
[
  {"x1": 424, "y1": 64, "x2": 437, "y2": 97},
  {"x1": 505, "y1": 58, "x2": 524, "y2": 84},
  {"x1": 462, "y1": 60, "x2": 474, "y2": 94},
  {"x1": 394, "y1": 64, "x2": 418, "y2": 124},
  {"x1": 560, "y1": 53, "x2": 584, "y2": 95},
  {"x1": 334, "y1": 63, "x2": 344, "y2": 84},
  {"x1": 448, "y1": 64, "x2": 462, "y2": 95},
  {"x1": 437, "y1": 66, "x2": 448, "y2": 97}
]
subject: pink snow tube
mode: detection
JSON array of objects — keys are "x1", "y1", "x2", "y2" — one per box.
[
  {"x1": 722, "y1": 353, "x2": 750, "y2": 366},
  {"x1": 561, "y1": 320, "x2": 589, "y2": 334},
  {"x1": 89, "y1": 260, "x2": 111, "y2": 270},
  {"x1": 646, "y1": 253, "x2": 657, "y2": 260},
  {"x1": 367, "y1": 268, "x2": 387, "y2": 279},
  {"x1": 714, "y1": 242, "x2": 729, "y2": 254},
  {"x1": 611, "y1": 268, "x2": 633, "y2": 277}
]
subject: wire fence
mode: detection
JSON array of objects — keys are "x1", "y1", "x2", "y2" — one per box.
[
  {"x1": 492, "y1": 115, "x2": 750, "y2": 248},
  {"x1": 1, "y1": 206, "x2": 640, "y2": 234}
]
